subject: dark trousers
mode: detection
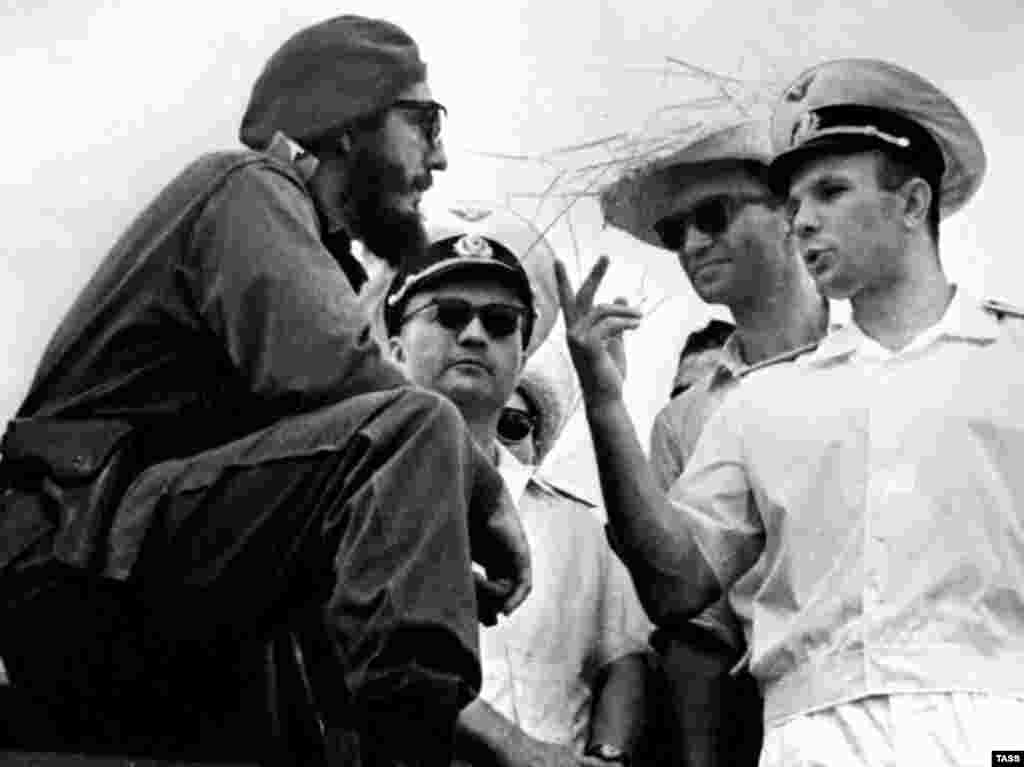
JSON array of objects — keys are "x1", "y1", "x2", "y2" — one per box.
[
  {"x1": 650, "y1": 625, "x2": 763, "y2": 767},
  {"x1": 1, "y1": 387, "x2": 501, "y2": 766}
]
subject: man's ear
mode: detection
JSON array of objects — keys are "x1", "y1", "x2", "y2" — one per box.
[
  {"x1": 902, "y1": 177, "x2": 932, "y2": 230},
  {"x1": 389, "y1": 335, "x2": 407, "y2": 365}
]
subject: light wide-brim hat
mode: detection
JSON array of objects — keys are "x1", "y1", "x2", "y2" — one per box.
[
  {"x1": 388, "y1": 204, "x2": 560, "y2": 357},
  {"x1": 516, "y1": 364, "x2": 565, "y2": 465},
  {"x1": 770, "y1": 58, "x2": 986, "y2": 218},
  {"x1": 600, "y1": 120, "x2": 774, "y2": 250},
  {"x1": 515, "y1": 336, "x2": 579, "y2": 465}
]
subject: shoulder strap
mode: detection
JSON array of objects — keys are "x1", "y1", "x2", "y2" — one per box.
[
  {"x1": 735, "y1": 340, "x2": 821, "y2": 380},
  {"x1": 982, "y1": 298, "x2": 1024, "y2": 321}
]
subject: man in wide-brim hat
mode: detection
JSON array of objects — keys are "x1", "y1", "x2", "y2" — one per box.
[
  {"x1": 600, "y1": 116, "x2": 830, "y2": 766},
  {"x1": 557, "y1": 57, "x2": 1024, "y2": 767}
]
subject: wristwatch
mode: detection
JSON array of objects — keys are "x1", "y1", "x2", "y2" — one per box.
[{"x1": 584, "y1": 743, "x2": 631, "y2": 767}]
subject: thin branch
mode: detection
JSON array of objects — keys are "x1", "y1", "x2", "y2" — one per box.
[
  {"x1": 542, "y1": 132, "x2": 630, "y2": 158},
  {"x1": 533, "y1": 169, "x2": 568, "y2": 219},
  {"x1": 664, "y1": 57, "x2": 745, "y2": 85},
  {"x1": 565, "y1": 205, "x2": 582, "y2": 277}
]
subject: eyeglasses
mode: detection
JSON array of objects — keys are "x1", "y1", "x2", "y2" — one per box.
[
  {"x1": 654, "y1": 194, "x2": 777, "y2": 251},
  {"x1": 390, "y1": 99, "x2": 447, "y2": 147},
  {"x1": 401, "y1": 297, "x2": 529, "y2": 339},
  {"x1": 497, "y1": 407, "x2": 537, "y2": 444}
]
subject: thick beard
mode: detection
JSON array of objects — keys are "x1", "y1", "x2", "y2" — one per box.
[{"x1": 343, "y1": 146, "x2": 428, "y2": 270}]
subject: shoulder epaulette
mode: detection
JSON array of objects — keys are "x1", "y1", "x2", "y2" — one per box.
[
  {"x1": 530, "y1": 475, "x2": 597, "y2": 508},
  {"x1": 982, "y1": 298, "x2": 1024, "y2": 321},
  {"x1": 735, "y1": 340, "x2": 821, "y2": 380}
]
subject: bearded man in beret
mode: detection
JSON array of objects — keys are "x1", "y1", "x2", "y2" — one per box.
[{"x1": 0, "y1": 15, "x2": 530, "y2": 766}]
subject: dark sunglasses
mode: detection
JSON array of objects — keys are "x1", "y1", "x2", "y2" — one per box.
[
  {"x1": 497, "y1": 407, "x2": 537, "y2": 444},
  {"x1": 390, "y1": 99, "x2": 447, "y2": 146},
  {"x1": 401, "y1": 298, "x2": 529, "y2": 339},
  {"x1": 654, "y1": 194, "x2": 776, "y2": 251}
]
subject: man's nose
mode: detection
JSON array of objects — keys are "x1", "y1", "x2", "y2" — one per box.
[
  {"x1": 790, "y1": 199, "x2": 820, "y2": 240},
  {"x1": 683, "y1": 226, "x2": 714, "y2": 255},
  {"x1": 427, "y1": 138, "x2": 448, "y2": 172},
  {"x1": 457, "y1": 313, "x2": 488, "y2": 344}
]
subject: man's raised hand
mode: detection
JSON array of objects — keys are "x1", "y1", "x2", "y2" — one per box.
[{"x1": 555, "y1": 257, "x2": 643, "y2": 409}]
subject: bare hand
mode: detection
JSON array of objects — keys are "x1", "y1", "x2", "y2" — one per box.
[
  {"x1": 607, "y1": 298, "x2": 629, "y2": 382},
  {"x1": 473, "y1": 485, "x2": 531, "y2": 624},
  {"x1": 555, "y1": 257, "x2": 643, "y2": 409}
]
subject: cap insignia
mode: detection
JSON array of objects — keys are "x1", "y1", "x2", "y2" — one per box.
[
  {"x1": 453, "y1": 234, "x2": 494, "y2": 259},
  {"x1": 790, "y1": 111, "x2": 821, "y2": 147},
  {"x1": 784, "y1": 73, "x2": 815, "y2": 103}
]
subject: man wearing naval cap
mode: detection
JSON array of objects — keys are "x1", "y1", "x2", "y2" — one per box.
[
  {"x1": 0, "y1": 16, "x2": 530, "y2": 765},
  {"x1": 556, "y1": 59, "x2": 1024, "y2": 766},
  {"x1": 387, "y1": 209, "x2": 653, "y2": 767}
]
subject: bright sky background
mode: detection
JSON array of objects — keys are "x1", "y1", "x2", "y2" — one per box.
[{"x1": 2, "y1": 0, "x2": 1022, "y2": 498}]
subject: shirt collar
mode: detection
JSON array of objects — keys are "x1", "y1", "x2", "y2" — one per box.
[
  {"x1": 710, "y1": 299, "x2": 846, "y2": 383},
  {"x1": 807, "y1": 286, "x2": 997, "y2": 364},
  {"x1": 929, "y1": 286, "x2": 1000, "y2": 342},
  {"x1": 265, "y1": 131, "x2": 320, "y2": 183},
  {"x1": 495, "y1": 443, "x2": 534, "y2": 505},
  {"x1": 694, "y1": 333, "x2": 745, "y2": 389}
]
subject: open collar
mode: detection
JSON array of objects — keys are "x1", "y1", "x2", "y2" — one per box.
[
  {"x1": 711, "y1": 299, "x2": 848, "y2": 384},
  {"x1": 807, "y1": 286, "x2": 998, "y2": 365},
  {"x1": 495, "y1": 442, "x2": 534, "y2": 505}
]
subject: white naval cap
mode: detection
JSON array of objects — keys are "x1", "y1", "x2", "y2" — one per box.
[
  {"x1": 386, "y1": 204, "x2": 559, "y2": 357},
  {"x1": 770, "y1": 58, "x2": 986, "y2": 218}
]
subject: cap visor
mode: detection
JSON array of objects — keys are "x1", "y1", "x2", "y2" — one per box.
[{"x1": 770, "y1": 135, "x2": 896, "y2": 191}]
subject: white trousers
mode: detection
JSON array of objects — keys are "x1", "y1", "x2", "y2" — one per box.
[{"x1": 759, "y1": 692, "x2": 1024, "y2": 767}]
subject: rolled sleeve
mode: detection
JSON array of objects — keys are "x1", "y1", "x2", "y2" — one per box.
[
  {"x1": 649, "y1": 407, "x2": 686, "y2": 495},
  {"x1": 189, "y1": 163, "x2": 406, "y2": 408}
]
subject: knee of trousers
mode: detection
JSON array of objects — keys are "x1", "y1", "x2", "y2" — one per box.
[
  {"x1": 253, "y1": 386, "x2": 468, "y2": 459},
  {"x1": 376, "y1": 387, "x2": 474, "y2": 460}
]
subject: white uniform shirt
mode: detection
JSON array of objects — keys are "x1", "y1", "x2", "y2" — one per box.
[
  {"x1": 481, "y1": 446, "x2": 652, "y2": 750},
  {"x1": 669, "y1": 289, "x2": 1024, "y2": 725},
  {"x1": 650, "y1": 304, "x2": 846, "y2": 649}
]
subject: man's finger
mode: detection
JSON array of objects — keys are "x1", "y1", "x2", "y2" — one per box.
[
  {"x1": 475, "y1": 572, "x2": 509, "y2": 626},
  {"x1": 555, "y1": 259, "x2": 578, "y2": 327},
  {"x1": 590, "y1": 316, "x2": 642, "y2": 342},
  {"x1": 589, "y1": 303, "x2": 644, "y2": 322},
  {"x1": 575, "y1": 255, "x2": 611, "y2": 314},
  {"x1": 500, "y1": 551, "x2": 532, "y2": 614},
  {"x1": 501, "y1": 576, "x2": 531, "y2": 616}
]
